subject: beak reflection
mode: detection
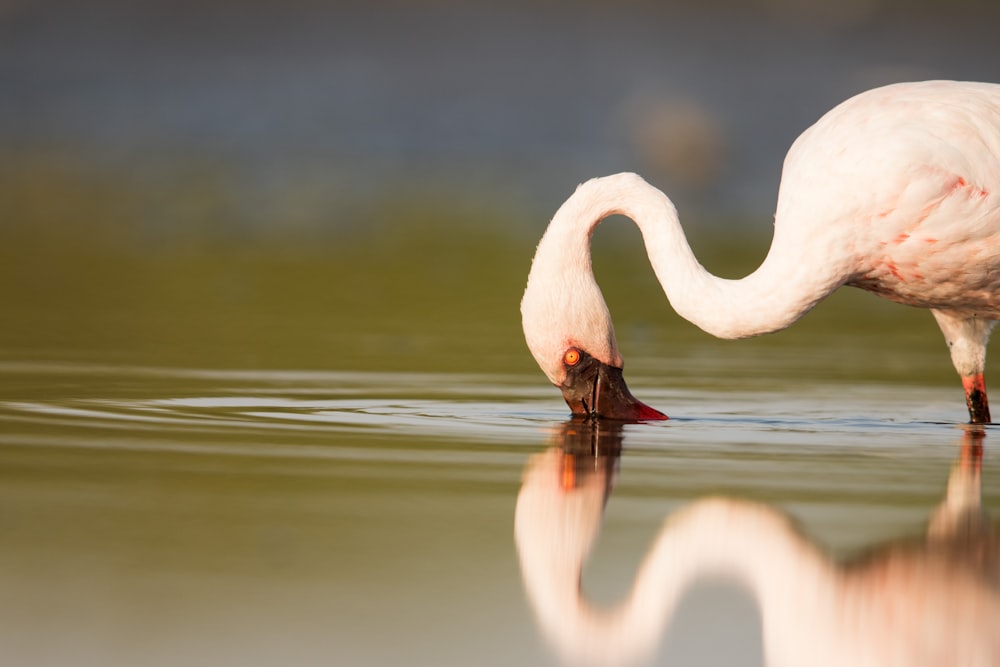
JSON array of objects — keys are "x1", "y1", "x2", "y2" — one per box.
[{"x1": 514, "y1": 425, "x2": 1000, "y2": 666}]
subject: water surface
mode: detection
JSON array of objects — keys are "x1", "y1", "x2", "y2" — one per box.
[
  {"x1": 4, "y1": 4, "x2": 999, "y2": 663},
  {"x1": 1, "y1": 361, "x2": 996, "y2": 666}
]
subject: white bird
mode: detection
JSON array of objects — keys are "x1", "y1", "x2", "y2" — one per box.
[
  {"x1": 514, "y1": 426, "x2": 1000, "y2": 667},
  {"x1": 521, "y1": 80, "x2": 1000, "y2": 422}
]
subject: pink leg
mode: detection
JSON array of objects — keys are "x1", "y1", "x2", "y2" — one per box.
[{"x1": 962, "y1": 373, "x2": 991, "y2": 424}]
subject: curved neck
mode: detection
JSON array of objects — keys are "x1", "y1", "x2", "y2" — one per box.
[
  {"x1": 519, "y1": 499, "x2": 835, "y2": 666},
  {"x1": 541, "y1": 173, "x2": 845, "y2": 339}
]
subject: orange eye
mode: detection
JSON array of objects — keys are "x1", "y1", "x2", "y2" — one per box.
[{"x1": 564, "y1": 348, "x2": 581, "y2": 366}]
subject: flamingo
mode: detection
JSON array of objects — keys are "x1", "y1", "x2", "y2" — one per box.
[
  {"x1": 520, "y1": 80, "x2": 1000, "y2": 422},
  {"x1": 514, "y1": 425, "x2": 1000, "y2": 667}
]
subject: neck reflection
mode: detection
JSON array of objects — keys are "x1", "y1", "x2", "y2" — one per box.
[{"x1": 514, "y1": 425, "x2": 999, "y2": 667}]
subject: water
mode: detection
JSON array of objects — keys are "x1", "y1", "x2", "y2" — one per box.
[
  {"x1": 2, "y1": 184, "x2": 997, "y2": 665},
  {"x1": 4, "y1": 4, "x2": 1000, "y2": 663},
  {"x1": 1, "y1": 360, "x2": 997, "y2": 666}
]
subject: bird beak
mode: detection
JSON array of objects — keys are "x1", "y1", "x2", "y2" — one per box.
[{"x1": 560, "y1": 362, "x2": 668, "y2": 421}]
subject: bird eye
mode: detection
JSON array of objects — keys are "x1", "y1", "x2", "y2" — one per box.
[{"x1": 564, "y1": 348, "x2": 581, "y2": 366}]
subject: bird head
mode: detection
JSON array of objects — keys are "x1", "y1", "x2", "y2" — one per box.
[{"x1": 520, "y1": 197, "x2": 667, "y2": 421}]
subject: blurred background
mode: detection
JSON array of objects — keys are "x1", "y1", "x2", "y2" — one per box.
[
  {"x1": 4, "y1": 5, "x2": 1000, "y2": 666},
  {"x1": 2, "y1": 0, "x2": 999, "y2": 376}
]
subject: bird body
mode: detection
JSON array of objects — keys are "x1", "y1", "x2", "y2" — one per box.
[
  {"x1": 783, "y1": 81, "x2": 1000, "y2": 314},
  {"x1": 521, "y1": 81, "x2": 1000, "y2": 422}
]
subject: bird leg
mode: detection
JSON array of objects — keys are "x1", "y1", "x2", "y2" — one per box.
[
  {"x1": 931, "y1": 311, "x2": 995, "y2": 424},
  {"x1": 962, "y1": 374, "x2": 991, "y2": 424}
]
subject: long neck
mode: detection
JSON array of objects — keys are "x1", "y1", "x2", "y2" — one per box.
[
  {"x1": 518, "y1": 498, "x2": 836, "y2": 666},
  {"x1": 544, "y1": 173, "x2": 846, "y2": 339}
]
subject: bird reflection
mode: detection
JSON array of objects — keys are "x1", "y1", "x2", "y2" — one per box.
[{"x1": 514, "y1": 424, "x2": 1000, "y2": 667}]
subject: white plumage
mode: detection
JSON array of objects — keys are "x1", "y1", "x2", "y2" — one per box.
[{"x1": 521, "y1": 81, "x2": 1000, "y2": 422}]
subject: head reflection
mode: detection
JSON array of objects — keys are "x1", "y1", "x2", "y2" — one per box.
[{"x1": 514, "y1": 425, "x2": 1000, "y2": 667}]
